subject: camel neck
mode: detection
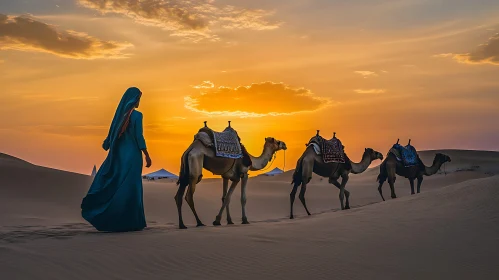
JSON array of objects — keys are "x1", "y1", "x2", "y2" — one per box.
[
  {"x1": 350, "y1": 152, "x2": 372, "y2": 174},
  {"x1": 424, "y1": 158, "x2": 444, "y2": 175},
  {"x1": 249, "y1": 144, "x2": 275, "y2": 171}
]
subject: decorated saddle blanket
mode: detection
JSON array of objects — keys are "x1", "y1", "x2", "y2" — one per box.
[
  {"x1": 198, "y1": 126, "x2": 243, "y2": 159},
  {"x1": 197, "y1": 126, "x2": 252, "y2": 166},
  {"x1": 390, "y1": 143, "x2": 418, "y2": 167},
  {"x1": 308, "y1": 135, "x2": 346, "y2": 164},
  {"x1": 212, "y1": 127, "x2": 243, "y2": 159}
]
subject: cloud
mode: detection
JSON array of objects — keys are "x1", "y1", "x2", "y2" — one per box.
[
  {"x1": 218, "y1": 6, "x2": 280, "y2": 31},
  {"x1": 185, "y1": 81, "x2": 332, "y2": 117},
  {"x1": 77, "y1": 0, "x2": 281, "y2": 42},
  {"x1": 434, "y1": 53, "x2": 454, "y2": 58},
  {"x1": 0, "y1": 14, "x2": 131, "y2": 59},
  {"x1": 435, "y1": 33, "x2": 499, "y2": 65},
  {"x1": 354, "y1": 89, "x2": 386, "y2": 94},
  {"x1": 192, "y1": 80, "x2": 214, "y2": 89},
  {"x1": 354, "y1": 70, "x2": 377, "y2": 77}
]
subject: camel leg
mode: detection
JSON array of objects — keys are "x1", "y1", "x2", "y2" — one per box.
[
  {"x1": 174, "y1": 183, "x2": 188, "y2": 229},
  {"x1": 338, "y1": 173, "x2": 349, "y2": 210},
  {"x1": 416, "y1": 175, "x2": 423, "y2": 193},
  {"x1": 388, "y1": 178, "x2": 397, "y2": 199},
  {"x1": 221, "y1": 178, "x2": 233, "y2": 225},
  {"x1": 240, "y1": 173, "x2": 250, "y2": 224},
  {"x1": 185, "y1": 181, "x2": 205, "y2": 227},
  {"x1": 299, "y1": 183, "x2": 312, "y2": 216},
  {"x1": 386, "y1": 163, "x2": 397, "y2": 199},
  {"x1": 297, "y1": 158, "x2": 313, "y2": 216},
  {"x1": 409, "y1": 178, "x2": 415, "y2": 195},
  {"x1": 329, "y1": 178, "x2": 351, "y2": 209},
  {"x1": 378, "y1": 181, "x2": 386, "y2": 201},
  {"x1": 289, "y1": 182, "x2": 299, "y2": 219},
  {"x1": 214, "y1": 180, "x2": 239, "y2": 226}
]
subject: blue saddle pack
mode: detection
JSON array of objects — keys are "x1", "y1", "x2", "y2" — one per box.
[{"x1": 391, "y1": 141, "x2": 419, "y2": 167}]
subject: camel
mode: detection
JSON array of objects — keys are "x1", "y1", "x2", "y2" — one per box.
[
  {"x1": 376, "y1": 141, "x2": 451, "y2": 201},
  {"x1": 175, "y1": 122, "x2": 287, "y2": 229},
  {"x1": 290, "y1": 132, "x2": 383, "y2": 219}
]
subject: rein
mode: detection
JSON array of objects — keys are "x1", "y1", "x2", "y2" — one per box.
[
  {"x1": 259, "y1": 151, "x2": 278, "y2": 172},
  {"x1": 283, "y1": 149, "x2": 286, "y2": 172},
  {"x1": 438, "y1": 162, "x2": 447, "y2": 176}
]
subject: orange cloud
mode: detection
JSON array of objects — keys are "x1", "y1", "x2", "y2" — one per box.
[
  {"x1": 185, "y1": 81, "x2": 331, "y2": 117},
  {"x1": 192, "y1": 81, "x2": 214, "y2": 89},
  {"x1": 354, "y1": 89, "x2": 386, "y2": 94},
  {"x1": 435, "y1": 33, "x2": 499, "y2": 65},
  {"x1": 354, "y1": 70, "x2": 377, "y2": 77},
  {"x1": 0, "y1": 14, "x2": 131, "y2": 59},
  {"x1": 77, "y1": 0, "x2": 281, "y2": 42}
]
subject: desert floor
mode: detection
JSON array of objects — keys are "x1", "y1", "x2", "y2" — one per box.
[{"x1": 1, "y1": 150, "x2": 498, "y2": 280}]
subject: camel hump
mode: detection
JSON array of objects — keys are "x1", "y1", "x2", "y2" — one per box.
[
  {"x1": 194, "y1": 131, "x2": 214, "y2": 147},
  {"x1": 198, "y1": 126, "x2": 213, "y2": 135},
  {"x1": 197, "y1": 127, "x2": 216, "y2": 144}
]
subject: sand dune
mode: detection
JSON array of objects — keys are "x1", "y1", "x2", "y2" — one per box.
[{"x1": 1, "y1": 150, "x2": 498, "y2": 279}]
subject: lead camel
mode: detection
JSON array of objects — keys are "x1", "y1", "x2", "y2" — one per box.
[{"x1": 376, "y1": 139, "x2": 451, "y2": 200}]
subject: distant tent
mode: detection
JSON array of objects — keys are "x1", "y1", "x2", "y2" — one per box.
[
  {"x1": 263, "y1": 167, "x2": 284, "y2": 176},
  {"x1": 91, "y1": 165, "x2": 97, "y2": 177},
  {"x1": 143, "y1": 169, "x2": 179, "y2": 180}
]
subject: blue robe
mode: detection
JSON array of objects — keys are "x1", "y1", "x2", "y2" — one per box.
[{"x1": 81, "y1": 88, "x2": 147, "y2": 232}]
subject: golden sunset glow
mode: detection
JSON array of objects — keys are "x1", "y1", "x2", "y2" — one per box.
[{"x1": 1, "y1": 0, "x2": 499, "y2": 175}]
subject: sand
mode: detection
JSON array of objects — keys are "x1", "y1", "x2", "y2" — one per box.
[{"x1": 1, "y1": 150, "x2": 498, "y2": 279}]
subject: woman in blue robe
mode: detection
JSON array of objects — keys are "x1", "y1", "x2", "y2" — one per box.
[{"x1": 81, "y1": 87, "x2": 152, "y2": 232}]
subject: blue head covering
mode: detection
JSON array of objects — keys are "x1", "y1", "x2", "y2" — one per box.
[{"x1": 103, "y1": 87, "x2": 142, "y2": 151}]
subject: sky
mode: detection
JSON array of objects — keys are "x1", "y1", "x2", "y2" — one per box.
[{"x1": 1, "y1": 0, "x2": 499, "y2": 176}]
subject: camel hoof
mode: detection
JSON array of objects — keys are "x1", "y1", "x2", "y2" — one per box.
[
  {"x1": 197, "y1": 223, "x2": 206, "y2": 227},
  {"x1": 290, "y1": 216, "x2": 294, "y2": 219},
  {"x1": 179, "y1": 225, "x2": 188, "y2": 230},
  {"x1": 242, "y1": 218, "x2": 250, "y2": 225},
  {"x1": 345, "y1": 205, "x2": 350, "y2": 210},
  {"x1": 307, "y1": 213, "x2": 311, "y2": 216},
  {"x1": 227, "y1": 220, "x2": 234, "y2": 225},
  {"x1": 213, "y1": 221, "x2": 221, "y2": 226},
  {"x1": 391, "y1": 195, "x2": 397, "y2": 199}
]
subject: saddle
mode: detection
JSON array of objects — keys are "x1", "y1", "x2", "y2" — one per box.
[
  {"x1": 389, "y1": 139, "x2": 419, "y2": 167},
  {"x1": 198, "y1": 121, "x2": 252, "y2": 167},
  {"x1": 307, "y1": 131, "x2": 346, "y2": 164}
]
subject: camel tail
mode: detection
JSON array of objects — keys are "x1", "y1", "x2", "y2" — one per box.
[
  {"x1": 291, "y1": 157, "x2": 304, "y2": 186},
  {"x1": 177, "y1": 145, "x2": 194, "y2": 187}
]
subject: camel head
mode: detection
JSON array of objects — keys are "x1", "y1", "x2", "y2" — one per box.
[
  {"x1": 265, "y1": 137, "x2": 287, "y2": 152},
  {"x1": 435, "y1": 153, "x2": 451, "y2": 164},
  {"x1": 364, "y1": 148, "x2": 384, "y2": 162}
]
